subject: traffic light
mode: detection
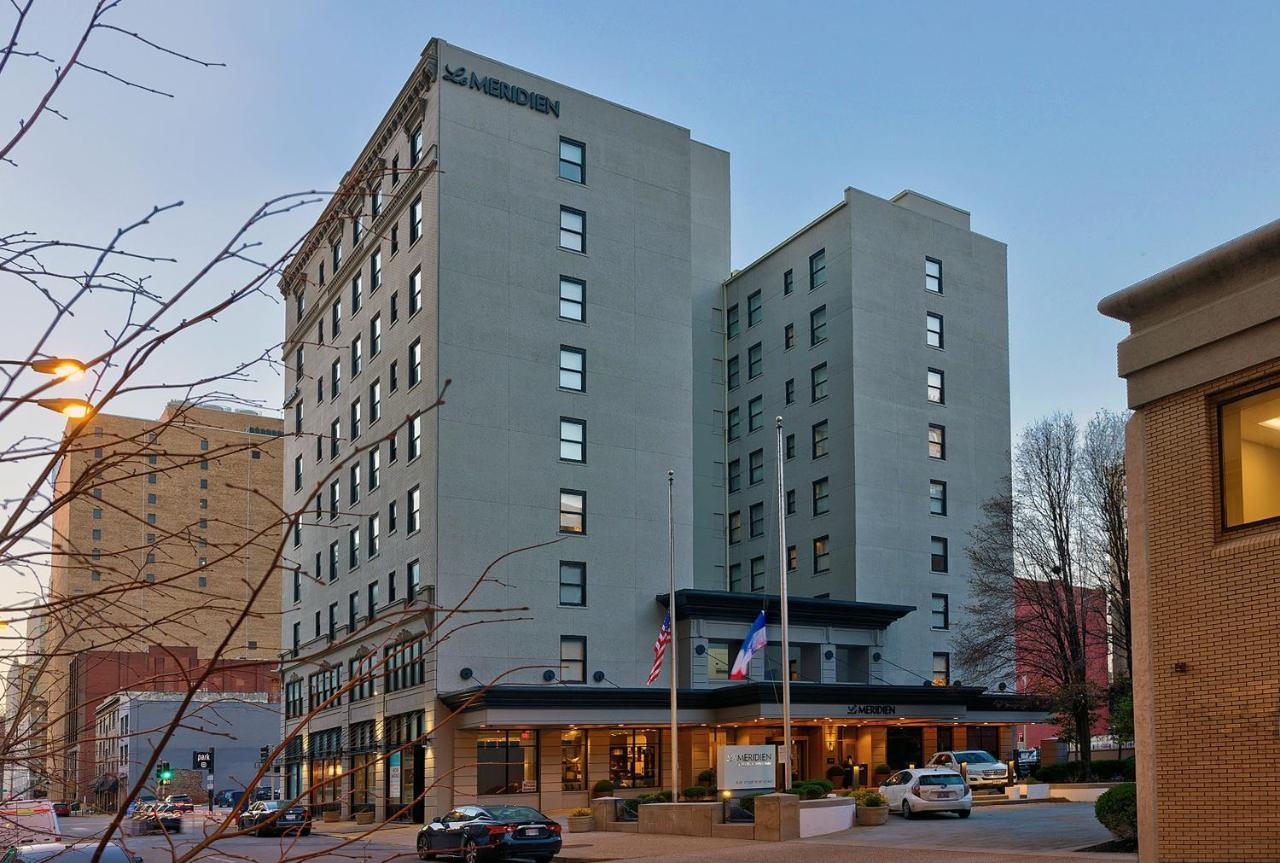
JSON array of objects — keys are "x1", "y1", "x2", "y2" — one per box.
[
  {"x1": 258, "y1": 746, "x2": 270, "y2": 763},
  {"x1": 159, "y1": 761, "x2": 173, "y2": 782}
]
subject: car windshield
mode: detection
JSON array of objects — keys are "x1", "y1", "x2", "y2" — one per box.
[
  {"x1": 260, "y1": 802, "x2": 283, "y2": 811},
  {"x1": 920, "y1": 773, "x2": 965, "y2": 785},
  {"x1": 955, "y1": 751, "x2": 996, "y2": 763},
  {"x1": 484, "y1": 806, "x2": 545, "y2": 822}
]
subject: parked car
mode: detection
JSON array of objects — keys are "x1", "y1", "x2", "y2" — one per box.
[
  {"x1": 236, "y1": 801, "x2": 312, "y2": 837},
  {"x1": 132, "y1": 803, "x2": 182, "y2": 833},
  {"x1": 4, "y1": 842, "x2": 142, "y2": 863},
  {"x1": 49, "y1": 803, "x2": 70, "y2": 818},
  {"x1": 214, "y1": 789, "x2": 245, "y2": 808},
  {"x1": 879, "y1": 767, "x2": 972, "y2": 819},
  {"x1": 926, "y1": 750, "x2": 1010, "y2": 787},
  {"x1": 251, "y1": 787, "x2": 281, "y2": 802},
  {"x1": 416, "y1": 804, "x2": 562, "y2": 862},
  {"x1": 164, "y1": 795, "x2": 195, "y2": 813}
]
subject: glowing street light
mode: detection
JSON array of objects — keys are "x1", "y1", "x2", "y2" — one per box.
[
  {"x1": 30, "y1": 357, "x2": 87, "y2": 380},
  {"x1": 36, "y1": 398, "x2": 93, "y2": 419}
]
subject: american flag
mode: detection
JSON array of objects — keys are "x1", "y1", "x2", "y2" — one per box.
[{"x1": 646, "y1": 613, "x2": 672, "y2": 685}]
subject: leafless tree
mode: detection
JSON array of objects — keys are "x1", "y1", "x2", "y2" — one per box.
[{"x1": 1080, "y1": 409, "x2": 1131, "y2": 681}]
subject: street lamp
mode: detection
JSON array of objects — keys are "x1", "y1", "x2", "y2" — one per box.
[
  {"x1": 30, "y1": 358, "x2": 87, "y2": 380},
  {"x1": 37, "y1": 398, "x2": 93, "y2": 419}
]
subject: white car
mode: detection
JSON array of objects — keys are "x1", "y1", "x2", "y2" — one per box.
[
  {"x1": 879, "y1": 768, "x2": 972, "y2": 819},
  {"x1": 927, "y1": 750, "x2": 1010, "y2": 787}
]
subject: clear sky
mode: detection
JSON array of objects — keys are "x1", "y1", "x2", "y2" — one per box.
[{"x1": 3, "y1": 0, "x2": 1279, "y2": 614}]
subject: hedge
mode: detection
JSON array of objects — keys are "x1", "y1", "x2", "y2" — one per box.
[
  {"x1": 1034, "y1": 757, "x2": 1135, "y2": 783},
  {"x1": 1095, "y1": 782, "x2": 1137, "y2": 840}
]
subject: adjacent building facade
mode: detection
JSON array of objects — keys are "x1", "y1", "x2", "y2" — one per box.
[
  {"x1": 277, "y1": 38, "x2": 1035, "y2": 821},
  {"x1": 1100, "y1": 218, "x2": 1280, "y2": 861}
]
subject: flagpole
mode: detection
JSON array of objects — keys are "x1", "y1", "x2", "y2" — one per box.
[
  {"x1": 667, "y1": 469, "x2": 679, "y2": 802},
  {"x1": 775, "y1": 417, "x2": 792, "y2": 790}
]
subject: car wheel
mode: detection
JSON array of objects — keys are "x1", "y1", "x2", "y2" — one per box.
[
  {"x1": 901, "y1": 799, "x2": 913, "y2": 820},
  {"x1": 957, "y1": 809, "x2": 971, "y2": 819},
  {"x1": 461, "y1": 837, "x2": 478, "y2": 863},
  {"x1": 416, "y1": 834, "x2": 434, "y2": 860}
]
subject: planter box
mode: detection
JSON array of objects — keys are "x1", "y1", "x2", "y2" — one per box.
[
  {"x1": 567, "y1": 815, "x2": 594, "y2": 833},
  {"x1": 1022, "y1": 783, "x2": 1050, "y2": 799},
  {"x1": 321, "y1": 810, "x2": 340, "y2": 823},
  {"x1": 855, "y1": 805, "x2": 887, "y2": 826},
  {"x1": 354, "y1": 811, "x2": 375, "y2": 825},
  {"x1": 1005, "y1": 785, "x2": 1022, "y2": 800}
]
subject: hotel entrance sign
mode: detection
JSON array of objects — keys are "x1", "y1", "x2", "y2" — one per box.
[{"x1": 720, "y1": 744, "x2": 776, "y2": 791}]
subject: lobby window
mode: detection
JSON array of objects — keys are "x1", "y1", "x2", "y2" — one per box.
[
  {"x1": 560, "y1": 417, "x2": 585, "y2": 462},
  {"x1": 560, "y1": 276, "x2": 585, "y2": 321},
  {"x1": 560, "y1": 636, "x2": 586, "y2": 683},
  {"x1": 783, "y1": 269, "x2": 794, "y2": 295},
  {"x1": 728, "y1": 459, "x2": 741, "y2": 493},
  {"x1": 927, "y1": 312, "x2": 944, "y2": 349},
  {"x1": 728, "y1": 511, "x2": 742, "y2": 544},
  {"x1": 925, "y1": 257, "x2": 942, "y2": 294},
  {"x1": 477, "y1": 730, "x2": 539, "y2": 795},
  {"x1": 560, "y1": 489, "x2": 585, "y2": 534},
  {"x1": 931, "y1": 594, "x2": 950, "y2": 630},
  {"x1": 748, "y1": 342, "x2": 763, "y2": 379},
  {"x1": 930, "y1": 536, "x2": 949, "y2": 573},
  {"x1": 747, "y1": 290, "x2": 762, "y2": 327},
  {"x1": 559, "y1": 346, "x2": 585, "y2": 391},
  {"x1": 811, "y1": 363, "x2": 828, "y2": 402},
  {"x1": 932, "y1": 652, "x2": 950, "y2": 686},
  {"x1": 929, "y1": 424, "x2": 946, "y2": 459},
  {"x1": 409, "y1": 413, "x2": 421, "y2": 459},
  {"x1": 748, "y1": 396, "x2": 762, "y2": 432},
  {"x1": 726, "y1": 305, "x2": 739, "y2": 339},
  {"x1": 370, "y1": 314, "x2": 382, "y2": 356},
  {"x1": 785, "y1": 378, "x2": 795, "y2": 405},
  {"x1": 410, "y1": 196, "x2": 422, "y2": 243},
  {"x1": 810, "y1": 305, "x2": 827, "y2": 345},
  {"x1": 407, "y1": 485, "x2": 420, "y2": 534},
  {"x1": 813, "y1": 536, "x2": 830, "y2": 573},
  {"x1": 1220, "y1": 385, "x2": 1280, "y2": 528},
  {"x1": 409, "y1": 266, "x2": 422, "y2": 315},
  {"x1": 727, "y1": 355, "x2": 740, "y2": 390},
  {"x1": 409, "y1": 339, "x2": 421, "y2": 387},
  {"x1": 784, "y1": 323, "x2": 795, "y2": 350},
  {"x1": 750, "y1": 556, "x2": 765, "y2": 592},
  {"x1": 562, "y1": 730, "x2": 586, "y2": 791},
  {"x1": 812, "y1": 420, "x2": 828, "y2": 459},
  {"x1": 749, "y1": 448, "x2": 764, "y2": 485},
  {"x1": 609, "y1": 729, "x2": 659, "y2": 789},
  {"x1": 559, "y1": 561, "x2": 586, "y2": 606},
  {"x1": 559, "y1": 137, "x2": 585, "y2": 183},
  {"x1": 809, "y1": 248, "x2": 826, "y2": 289},
  {"x1": 727, "y1": 407, "x2": 740, "y2": 441},
  {"x1": 559, "y1": 207, "x2": 586, "y2": 252},
  {"x1": 929, "y1": 480, "x2": 948, "y2": 516},
  {"x1": 728, "y1": 563, "x2": 742, "y2": 592},
  {"x1": 812, "y1": 477, "x2": 829, "y2": 515},
  {"x1": 409, "y1": 125, "x2": 423, "y2": 166},
  {"x1": 927, "y1": 368, "x2": 945, "y2": 404},
  {"x1": 749, "y1": 502, "x2": 764, "y2": 538}
]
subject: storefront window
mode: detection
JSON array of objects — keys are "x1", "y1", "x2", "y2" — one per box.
[
  {"x1": 384, "y1": 711, "x2": 423, "y2": 821},
  {"x1": 308, "y1": 728, "x2": 342, "y2": 806},
  {"x1": 561, "y1": 730, "x2": 586, "y2": 791},
  {"x1": 609, "y1": 729, "x2": 659, "y2": 788},
  {"x1": 349, "y1": 720, "x2": 377, "y2": 811},
  {"x1": 477, "y1": 730, "x2": 538, "y2": 794},
  {"x1": 1220, "y1": 386, "x2": 1280, "y2": 527}
]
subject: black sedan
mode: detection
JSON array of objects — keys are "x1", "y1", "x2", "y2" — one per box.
[
  {"x1": 237, "y1": 800, "x2": 312, "y2": 836},
  {"x1": 417, "y1": 805, "x2": 561, "y2": 863},
  {"x1": 132, "y1": 804, "x2": 182, "y2": 833}
]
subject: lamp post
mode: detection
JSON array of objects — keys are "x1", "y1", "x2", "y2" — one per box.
[
  {"x1": 0, "y1": 357, "x2": 88, "y2": 380},
  {"x1": 0, "y1": 397, "x2": 95, "y2": 418}
]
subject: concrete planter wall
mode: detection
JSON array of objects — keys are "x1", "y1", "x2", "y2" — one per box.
[
  {"x1": 1048, "y1": 782, "x2": 1118, "y2": 803},
  {"x1": 855, "y1": 805, "x2": 888, "y2": 826},
  {"x1": 566, "y1": 815, "x2": 594, "y2": 833},
  {"x1": 1022, "y1": 783, "x2": 1050, "y2": 799},
  {"x1": 798, "y1": 797, "x2": 855, "y2": 837}
]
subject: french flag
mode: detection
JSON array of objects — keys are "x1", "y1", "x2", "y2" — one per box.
[{"x1": 729, "y1": 611, "x2": 767, "y2": 680}]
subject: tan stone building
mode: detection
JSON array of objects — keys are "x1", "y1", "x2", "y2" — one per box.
[
  {"x1": 38, "y1": 403, "x2": 283, "y2": 798},
  {"x1": 1100, "y1": 218, "x2": 1280, "y2": 861}
]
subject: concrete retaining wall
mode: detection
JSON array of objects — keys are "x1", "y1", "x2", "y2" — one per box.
[
  {"x1": 1049, "y1": 783, "x2": 1116, "y2": 803},
  {"x1": 798, "y1": 797, "x2": 855, "y2": 837}
]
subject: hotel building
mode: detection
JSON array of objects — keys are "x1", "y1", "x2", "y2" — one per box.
[{"x1": 278, "y1": 38, "x2": 1040, "y2": 820}]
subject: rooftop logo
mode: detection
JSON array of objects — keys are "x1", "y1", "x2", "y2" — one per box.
[{"x1": 442, "y1": 64, "x2": 561, "y2": 118}]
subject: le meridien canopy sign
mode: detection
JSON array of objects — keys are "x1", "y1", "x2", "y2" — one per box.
[
  {"x1": 720, "y1": 744, "x2": 776, "y2": 791},
  {"x1": 442, "y1": 64, "x2": 561, "y2": 118}
]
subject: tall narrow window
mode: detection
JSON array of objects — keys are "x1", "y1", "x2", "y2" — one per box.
[
  {"x1": 748, "y1": 342, "x2": 763, "y2": 379},
  {"x1": 783, "y1": 269, "x2": 794, "y2": 295},
  {"x1": 812, "y1": 420, "x2": 828, "y2": 459},
  {"x1": 332, "y1": 240, "x2": 342, "y2": 271},
  {"x1": 349, "y1": 462, "x2": 361, "y2": 505},
  {"x1": 559, "y1": 347, "x2": 585, "y2": 391},
  {"x1": 409, "y1": 414, "x2": 421, "y2": 460},
  {"x1": 407, "y1": 559, "x2": 421, "y2": 599},
  {"x1": 348, "y1": 527, "x2": 360, "y2": 569},
  {"x1": 810, "y1": 305, "x2": 827, "y2": 345},
  {"x1": 811, "y1": 363, "x2": 828, "y2": 402},
  {"x1": 293, "y1": 455, "x2": 303, "y2": 491},
  {"x1": 410, "y1": 197, "x2": 422, "y2": 243},
  {"x1": 330, "y1": 418, "x2": 340, "y2": 458},
  {"x1": 559, "y1": 138, "x2": 585, "y2": 183},
  {"x1": 369, "y1": 448, "x2": 381, "y2": 490},
  {"x1": 330, "y1": 358, "x2": 341, "y2": 397},
  {"x1": 812, "y1": 477, "x2": 830, "y2": 515},
  {"x1": 350, "y1": 398, "x2": 361, "y2": 440},
  {"x1": 409, "y1": 339, "x2": 422, "y2": 387},
  {"x1": 559, "y1": 490, "x2": 585, "y2": 534},
  {"x1": 352, "y1": 213, "x2": 362, "y2": 245},
  {"x1": 747, "y1": 290, "x2": 762, "y2": 327},
  {"x1": 351, "y1": 274, "x2": 363, "y2": 313},
  {"x1": 369, "y1": 380, "x2": 381, "y2": 423},
  {"x1": 749, "y1": 556, "x2": 765, "y2": 592},
  {"x1": 748, "y1": 396, "x2": 763, "y2": 432},
  {"x1": 370, "y1": 314, "x2": 382, "y2": 356},
  {"x1": 932, "y1": 652, "x2": 950, "y2": 686},
  {"x1": 727, "y1": 407, "x2": 740, "y2": 441},
  {"x1": 728, "y1": 459, "x2": 741, "y2": 493},
  {"x1": 749, "y1": 502, "x2": 764, "y2": 537},
  {"x1": 925, "y1": 257, "x2": 942, "y2": 294},
  {"x1": 729, "y1": 563, "x2": 742, "y2": 592},
  {"x1": 409, "y1": 126, "x2": 423, "y2": 166},
  {"x1": 407, "y1": 486, "x2": 421, "y2": 533},
  {"x1": 409, "y1": 267, "x2": 422, "y2": 315},
  {"x1": 927, "y1": 368, "x2": 945, "y2": 404},
  {"x1": 813, "y1": 536, "x2": 830, "y2": 573},
  {"x1": 368, "y1": 514, "x2": 380, "y2": 558},
  {"x1": 929, "y1": 480, "x2": 948, "y2": 516},
  {"x1": 928, "y1": 424, "x2": 946, "y2": 460},
  {"x1": 560, "y1": 418, "x2": 585, "y2": 463},
  {"x1": 809, "y1": 249, "x2": 827, "y2": 289},
  {"x1": 784, "y1": 323, "x2": 795, "y2": 350},
  {"x1": 560, "y1": 636, "x2": 586, "y2": 683},
  {"x1": 931, "y1": 594, "x2": 949, "y2": 630},
  {"x1": 749, "y1": 449, "x2": 764, "y2": 485},
  {"x1": 727, "y1": 355, "x2": 740, "y2": 390},
  {"x1": 930, "y1": 536, "x2": 949, "y2": 573},
  {"x1": 726, "y1": 305, "x2": 739, "y2": 339},
  {"x1": 785, "y1": 378, "x2": 795, "y2": 405},
  {"x1": 350, "y1": 335, "x2": 363, "y2": 377},
  {"x1": 559, "y1": 276, "x2": 585, "y2": 321},
  {"x1": 370, "y1": 250, "x2": 382, "y2": 291},
  {"x1": 728, "y1": 511, "x2": 742, "y2": 544},
  {"x1": 559, "y1": 561, "x2": 586, "y2": 606},
  {"x1": 926, "y1": 312, "x2": 944, "y2": 348},
  {"x1": 559, "y1": 207, "x2": 586, "y2": 252},
  {"x1": 370, "y1": 186, "x2": 382, "y2": 218}
]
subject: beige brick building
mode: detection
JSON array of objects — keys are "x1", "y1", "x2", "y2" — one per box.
[
  {"x1": 38, "y1": 403, "x2": 283, "y2": 798},
  {"x1": 1100, "y1": 218, "x2": 1280, "y2": 860}
]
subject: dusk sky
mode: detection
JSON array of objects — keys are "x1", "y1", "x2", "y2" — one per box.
[{"x1": 4, "y1": 0, "x2": 1279, "y2": 610}]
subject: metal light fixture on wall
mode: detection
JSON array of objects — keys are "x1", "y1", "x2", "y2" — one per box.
[{"x1": 823, "y1": 724, "x2": 837, "y2": 752}]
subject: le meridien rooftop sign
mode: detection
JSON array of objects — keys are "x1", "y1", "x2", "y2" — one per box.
[{"x1": 442, "y1": 64, "x2": 561, "y2": 118}]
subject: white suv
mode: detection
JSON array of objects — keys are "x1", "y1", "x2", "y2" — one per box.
[
  {"x1": 926, "y1": 750, "x2": 1010, "y2": 787},
  {"x1": 878, "y1": 768, "x2": 972, "y2": 819}
]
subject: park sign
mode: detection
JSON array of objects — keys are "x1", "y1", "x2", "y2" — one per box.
[
  {"x1": 719, "y1": 744, "x2": 776, "y2": 791},
  {"x1": 193, "y1": 751, "x2": 214, "y2": 771}
]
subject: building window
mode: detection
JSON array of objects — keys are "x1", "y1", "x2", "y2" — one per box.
[
  {"x1": 368, "y1": 514, "x2": 380, "y2": 558},
  {"x1": 351, "y1": 273, "x2": 363, "y2": 313},
  {"x1": 747, "y1": 290, "x2": 762, "y2": 327},
  {"x1": 559, "y1": 346, "x2": 585, "y2": 391},
  {"x1": 369, "y1": 380, "x2": 381, "y2": 423},
  {"x1": 328, "y1": 478, "x2": 340, "y2": 519},
  {"x1": 927, "y1": 368, "x2": 945, "y2": 404},
  {"x1": 812, "y1": 477, "x2": 829, "y2": 515},
  {"x1": 332, "y1": 240, "x2": 342, "y2": 271},
  {"x1": 331, "y1": 298, "x2": 342, "y2": 336},
  {"x1": 559, "y1": 276, "x2": 585, "y2": 321},
  {"x1": 407, "y1": 558, "x2": 420, "y2": 599},
  {"x1": 748, "y1": 342, "x2": 763, "y2": 379},
  {"x1": 728, "y1": 510, "x2": 742, "y2": 544},
  {"x1": 293, "y1": 402, "x2": 303, "y2": 436},
  {"x1": 925, "y1": 257, "x2": 942, "y2": 294},
  {"x1": 560, "y1": 561, "x2": 586, "y2": 606},
  {"x1": 389, "y1": 359, "x2": 398, "y2": 392},
  {"x1": 726, "y1": 305, "x2": 739, "y2": 339},
  {"x1": 929, "y1": 480, "x2": 948, "y2": 516},
  {"x1": 728, "y1": 563, "x2": 742, "y2": 592},
  {"x1": 560, "y1": 636, "x2": 586, "y2": 683},
  {"x1": 727, "y1": 355, "x2": 740, "y2": 390},
  {"x1": 747, "y1": 396, "x2": 762, "y2": 433},
  {"x1": 559, "y1": 207, "x2": 586, "y2": 252},
  {"x1": 785, "y1": 378, "x2": 795, "y2": 405},
  {"x1": 784, "y1": 323, "x2": 795, "y2": 350},
  {"x1": 350, "y1": 335, "x2": 363, "y2": 377},
  {"x1": 809, "y1": 249, "x2": 826, "y2": 289},
  {"x1": 931, "y1": 594, "x2": 950, "y2": 630},
  {"x1": 560, "y1": 489, "x2": 585, "y2": 534},
  {"x1": 559, "y1": 417, "x2": 586, "y2": 463},
  {"x1": 370, "y1": 314, "x2": 382, "y2": 356},
  {"x1": 409, "y1": 413, "x2": 421, "y2": 460},
  {"x1": 932, "y1": 652, "x2": 950, "y2": 686},
  {"x1": 930, "y1": 536, "x2": 949, "y2": 573},
  {"x1": 813, "y1": 536, "x2": 830, "y2": 573},
  {"x1": 409, "y1": 125, "x2": 423, "y2": 166},
  {"x1": 293, "y1": 455, "x2": 303, "y2": 491},
  {"x1": 328, "y1": 541, "x2": 339, "y2": 581},
  {"x1": 370, "y1": 185, "x2": 382, "y2": 218},
  {"x1": 785, "y1": 433, "x2": 795, "y2": 460},
  {"x1": 928, "y1": 423, "x2": 946, "y2": 459},
  {"x1": 349, "y1": 526, "x2": 361, "y2": 569},
  {"x1": 409, "y1": 339, "x2": 422, "y2": 387},
  {"x1": 727, "y1": 407, "x2": 740, "y2": 441},
  {"x1": 926, "y1": 312, "x2": 944, "y2": 349},
  {"x1": 1220, "y1": 385, "x2": 1280, "y2": 528},
  {"x1": 330, "y1": 419, "x2": 341, "y2": 458},
  {"x1": 783, "y1": 269, "x2": 794, "y2": 295},
  {"x1": 410, "y1": 196, "x2": 422, "y2": 243},
  {"x1": 559, "y1": 138, "x2": 585, "y2": 183},
  {"x1": 609, "y1": 730, "x2": 659, "y2": 789},
  {"x1": 812, "y1": 420, "x2": 828, "y2": 459},
  {"x1": 384, "y1": 638, "x2": 425, "y2": 692},
  {"x1": 409, "y1": 266, "x2": 422, "y2": 315},
  {"x1": 727, "y1": 459, "x2": 741, "y2": 493},
  {"x1": 786, "y1": 488, "x2": 796, "y2": 515},
  {"x1": 478, "y1": 730, "x2": 539, "y2": 795},
  {"x1": 407, "y1": 485, "x2": 420, "y2": 533},
  {"x1": 786, "y1": 545, "x2": 797, "y2": 572},
  {"x1": 350, "y1": 398, "x2": 362, "y2": 440},
  {"x1": 749, "y1": 449, "x2": 764, "y2": 485},
  {"x1": 749, "y1": 502, "x2": 764, "y2": 538},
  {"x1": 811, "y1": 363, "x2": 828, "y2": 402},
  {"x1": 749, "y1": 556, "x2": 765, "y2": 592},
  {"x1": 562, "y1": 730, "x2": 587, "y2": 791},
  {"x1": 810, "y1": 305, "x2": 827, "y2": 345}
]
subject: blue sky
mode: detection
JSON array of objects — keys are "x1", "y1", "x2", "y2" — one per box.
[{"x1": 2, "y1": 1, "x2": 1278, "y2": 610}]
